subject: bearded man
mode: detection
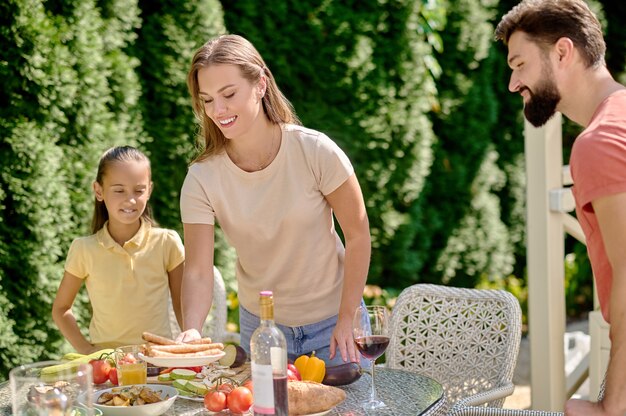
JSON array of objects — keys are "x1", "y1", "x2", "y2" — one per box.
[{"x1": 496, "y1": 1, "x2": 626, "y2": 415}]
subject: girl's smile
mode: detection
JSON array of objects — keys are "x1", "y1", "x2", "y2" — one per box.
[{"x1": 93, "y1": 159, "x2": 152, "y2": 242}]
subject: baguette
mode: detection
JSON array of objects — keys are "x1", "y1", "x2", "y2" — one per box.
[{"x1": 287, "y1": 381, "x2": 346, "y2": 415}]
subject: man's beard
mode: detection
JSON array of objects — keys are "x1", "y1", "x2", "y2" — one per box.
[{"x1": 523, "y1": 75, "x2": 561, "y2": 127}]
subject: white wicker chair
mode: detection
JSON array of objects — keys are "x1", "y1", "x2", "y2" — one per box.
[
  {"x1": 169, "y1": 266, "x2": 239, "y2": 343},
  {"x1": 386, "y1": 284, "x2": 522, "y2": 414}
]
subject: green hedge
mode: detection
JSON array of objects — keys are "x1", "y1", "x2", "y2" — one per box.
[{"x1": 222, "y1": 0, "x2": 443, "y2": 287}]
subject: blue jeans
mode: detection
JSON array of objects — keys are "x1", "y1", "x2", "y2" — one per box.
[{"x1": 239, "y1": 303, "x2": 368, "y2": 367}]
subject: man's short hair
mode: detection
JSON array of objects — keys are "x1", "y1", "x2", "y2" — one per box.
[{"x1": 495, "y1": 0, "x2": 606, "y2": 68}]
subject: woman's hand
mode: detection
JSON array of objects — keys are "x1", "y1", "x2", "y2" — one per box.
[
  {"x1": 175, "y1": 328, "x2": 202, "y2": 343},
  {"x1": 329, "y1": 315, "x2": 359, "y2": 363}
]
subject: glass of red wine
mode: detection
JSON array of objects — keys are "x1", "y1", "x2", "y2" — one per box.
[{"x1": 353, "y1": 304, "x2": 390, "y2": 410}]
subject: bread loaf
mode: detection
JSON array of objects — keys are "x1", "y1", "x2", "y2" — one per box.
[{"x1": 287, "y1": 380, "x2": 346, "y2": 415}]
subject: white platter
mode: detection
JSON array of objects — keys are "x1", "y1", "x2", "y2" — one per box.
[
  {"x1": 92, "y1": 384, "x2": 177, "y2": 416},
  {"x1": 138, "y1": 351, "x2": 225, "y2": 368}
]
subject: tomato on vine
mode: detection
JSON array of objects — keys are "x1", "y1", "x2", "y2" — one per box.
[
  {"x1": 204, "y1": 390, "x2": 228, "y2": 412},
  {"x1": 228, "y1": 386, "x2": 253, "y2": 414},
  {"x1": 242, "y1": 379, "x2": 253, "y2": 393},
  {"x1": 89, "y1": 359, "x2": 111, "y2": 384},
  {"x1": 108, "y1": 367, "x2": 118, "y2": 385}
]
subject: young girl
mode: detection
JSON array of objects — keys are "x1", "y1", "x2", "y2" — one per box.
[{"x1": 52, "y1": 146, "x2": 184, "y2": 354}]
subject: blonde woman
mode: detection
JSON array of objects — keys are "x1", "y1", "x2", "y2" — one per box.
[{"x1": 178, "y1": 34, "x2": 371, "y2": 366}]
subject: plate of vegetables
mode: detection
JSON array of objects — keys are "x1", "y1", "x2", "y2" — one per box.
[{"x1": 92, "y1": 384, "x2": 177, "y2": 416}]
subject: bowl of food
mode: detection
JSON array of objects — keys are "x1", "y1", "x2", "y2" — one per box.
[{"x1": 92, "y1": 384, "x2": 177, "y2": 416}]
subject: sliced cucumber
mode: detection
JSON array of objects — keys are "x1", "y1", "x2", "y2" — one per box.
[
  {"x1": 186, "y1": 381, "x2": 209, "y2": 395},
  {"x1": 176, "y1": 388, "x2": 197, "y2": 397},
  {"x1": 170, "y1": 368, "x2": 197, "y2": 380},
  {"x1": 172, "y1": 379, "x2": 190, "y2": 391},
  {"x1": 157, "y1": 372, "x2": 172, "y2": 382}
]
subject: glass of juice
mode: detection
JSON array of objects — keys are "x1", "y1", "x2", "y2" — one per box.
[{"x1": 115, "y1": 345, "x2": 147, "y2": 386}]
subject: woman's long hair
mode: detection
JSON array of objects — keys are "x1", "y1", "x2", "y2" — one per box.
[
  {"x1": 91, "y1": 146, "x2": 156, "y2": 233},
  {"x1": 187, "y1": 34, "x2": 301, "y2": 163}
]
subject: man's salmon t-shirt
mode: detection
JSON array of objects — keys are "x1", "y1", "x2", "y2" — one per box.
[{"x1": 570, "y1": 89, "x2": 626, "y2": 324}]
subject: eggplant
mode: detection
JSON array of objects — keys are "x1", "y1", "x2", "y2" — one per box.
[
  {"x1": 219, "y1": 344, "x2": 248, "y2": 368},
  {"x1": 322, "y1": 362, "x2": 362, "y2": 386}
]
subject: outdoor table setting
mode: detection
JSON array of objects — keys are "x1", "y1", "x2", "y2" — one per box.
[
  {"x1": 166, "y1": 366, "x2": 445, "y2": 416},
  {"x1": 0, "y1": 364, "x2": 444, "y2": 416},
  {"x1": 0, "y1": 305, "x2": 445, "y2": 415}
]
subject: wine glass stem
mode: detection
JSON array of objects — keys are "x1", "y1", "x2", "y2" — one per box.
[{"x1": 370, "y1": 359, "x2": 377, "y2": 402}]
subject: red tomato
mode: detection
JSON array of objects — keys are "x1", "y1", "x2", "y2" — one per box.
[
  {"x1": 287, "y1": 364, "x2": 301, "y2": 381},
  {"x1": 217, "y1": 382, "x2": 234, "y2": 394},
  {"x1": 228, "y1": 386, "x2": 253, "y2": 414},
  {"x1": 242, "y1": 379, "x2": 253, "y2": 393},
  {"x1": 108, "y1": 367, "x2": 118, "y2": 385},
  {"x1": 89, "y1": 359, "x2": 111, "y2": 385},
  {"x1": 204, "y1": 390, "x2": 228, "y2": 412}
]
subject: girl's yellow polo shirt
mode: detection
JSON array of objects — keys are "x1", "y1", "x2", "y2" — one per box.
[{"x1": 64, "y1": 219, "x2": 184, "y2": 347}]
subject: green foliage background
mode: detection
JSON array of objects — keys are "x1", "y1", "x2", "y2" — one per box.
[
  {"x1": 222, "y1": 0, "x2": 442, "y2": 288},
  {"x1": 1, "y1": 0, "x2": 622, "y2": 381}
]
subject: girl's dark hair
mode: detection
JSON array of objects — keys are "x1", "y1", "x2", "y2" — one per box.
[
  {"x1": 91, "y1": 146, "x2": 155, "y2": 233},
  {"x1": 495, "y1": 0, "x2": 606, "y2": 68}
]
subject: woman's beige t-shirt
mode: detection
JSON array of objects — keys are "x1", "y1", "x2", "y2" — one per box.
[{"x1": 180, "y1": 124, "x2": 354, "y2": 326}]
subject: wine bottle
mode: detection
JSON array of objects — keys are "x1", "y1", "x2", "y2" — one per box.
[{"x1": 250, "y1": 291, "x2": 288, "y2": 416}]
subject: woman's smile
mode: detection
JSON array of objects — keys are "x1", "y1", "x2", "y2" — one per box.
[{"x1": 218, "y1": 116, "x2": 237, "y2": 127}]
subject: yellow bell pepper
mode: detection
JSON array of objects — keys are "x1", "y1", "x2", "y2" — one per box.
[{"x1": 294, "y1": 351, "x2": 326, "y2": 383}]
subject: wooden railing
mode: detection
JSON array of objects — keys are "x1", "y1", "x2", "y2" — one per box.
[{"x1": 525, "y1": 114, "x2": 608, "y2": 410}]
